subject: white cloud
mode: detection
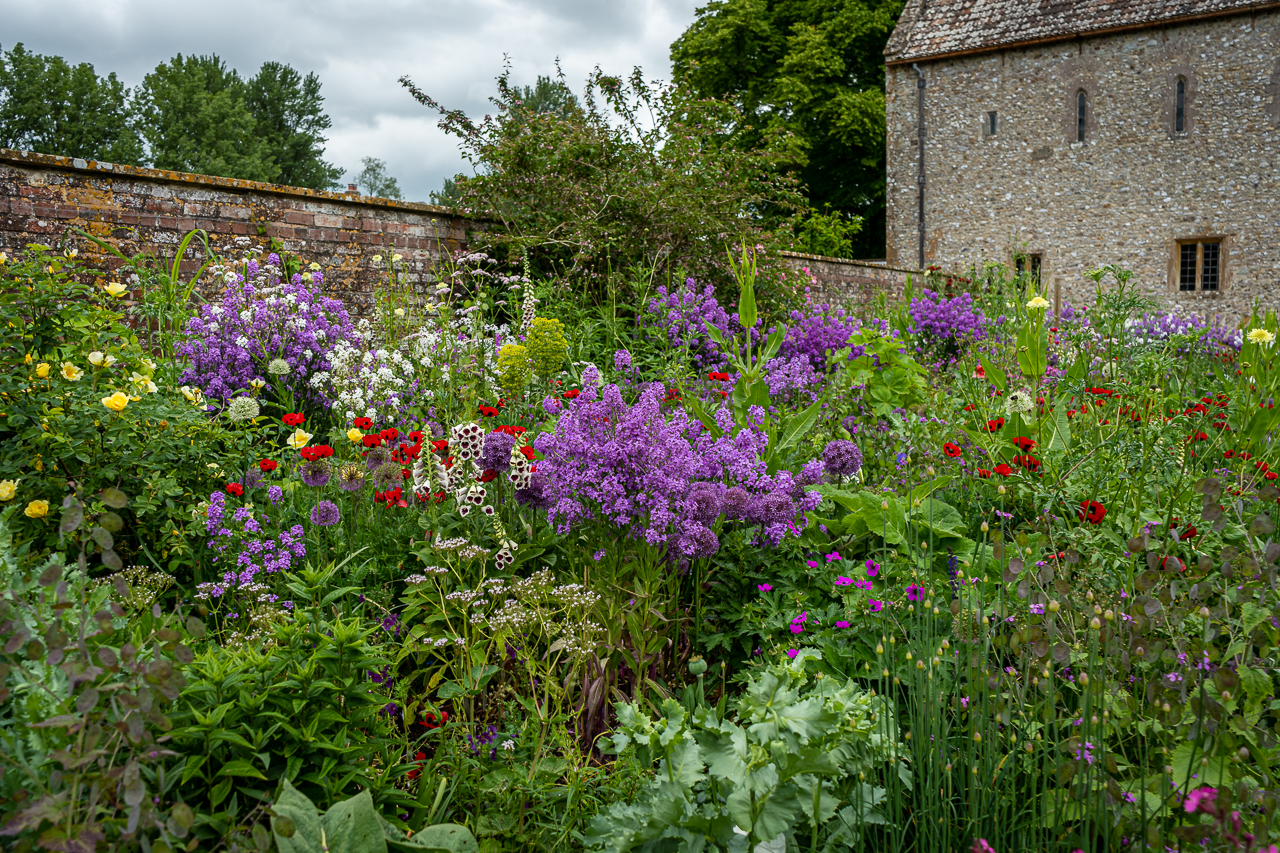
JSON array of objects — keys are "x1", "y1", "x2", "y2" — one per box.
[{"x1": 1, "y1": 0, "x2": 699, "y2": 200}]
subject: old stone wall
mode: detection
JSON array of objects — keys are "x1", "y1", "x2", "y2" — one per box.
[
  {"x1": 0, "y1": 149, "x2": 470, "y2": 312},
  {"x1": 778, "y1": 250, "x2": 921, "y2": 308},
  {"x1": 885, "y1": 9, "x2": 1280, "y2": 320}
]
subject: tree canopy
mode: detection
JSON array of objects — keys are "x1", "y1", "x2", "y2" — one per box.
[{"x1": 670, "y1": 0, "x2": 904, "y2": 258}]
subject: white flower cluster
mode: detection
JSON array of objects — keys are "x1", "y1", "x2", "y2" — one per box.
[{"x1": 450, "y1": 422, "x2": 485, "y2": 461}]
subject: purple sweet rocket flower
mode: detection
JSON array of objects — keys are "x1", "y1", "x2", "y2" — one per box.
[
  {"x1": 177, "y1": 261, "x2": 358, "y2": 407},
  {"x1": 642, "y1": 279, "x2": 741, "y2": 371},
  {"x1": 613, "y1": 349, "x2": 632, "y2": 371}
]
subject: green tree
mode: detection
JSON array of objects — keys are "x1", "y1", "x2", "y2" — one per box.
[
  {"x1": 244, "y1": 61, "x2": 343, "y2": 190},
  {"x1": 670, "y1": 0, "x2": 904, "y2": 258},
  {"x1": 134, "y1": 54, "x2": 279, "y2": 182},
  {"x1": 429, "y1": 174, "x2": 464, "y2": 207},
  {"x1": 354, "y1": 156, "x2": 403, "y2": 200},
  {"x1": 513, "y1": 73, "x2": 579, "y2": 118},
  {"x1": 0, "y1": 43, "x2": 143, "y2": 163}
]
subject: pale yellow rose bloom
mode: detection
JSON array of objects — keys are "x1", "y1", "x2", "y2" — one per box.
[
  {"x1": 0, "y1": 480, "x2": 18, "y2": 501},
  {"x1": 101, "y1": 391, "x2": 130, "y2": 412},
  {"x1": 61, "y1": 363, "x2": 84, "y2": 381},
  {"x1": 104, "y1": 282, "x2": 127, "y2": 297},
  {"x1": 24, "y1": 499, "x2": 49, "y2": 519},
  {"x1": 180, "y1": 386, "x2": 204, "y2": 405},
  {"x1": 286, "y1": 428, "x2": 313, "y2": 449},
  {"x1": 35, "y1": 362, "x2": 50, "y2": 378}
]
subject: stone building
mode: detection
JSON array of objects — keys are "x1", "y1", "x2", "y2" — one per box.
[{"x1": 883, "y1": 0, "x2": 1280, "y2": 317}]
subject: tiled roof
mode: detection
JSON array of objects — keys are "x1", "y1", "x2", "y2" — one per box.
[{"x1": 885, "y1": 0, "x2": 1272, "y2": 63}]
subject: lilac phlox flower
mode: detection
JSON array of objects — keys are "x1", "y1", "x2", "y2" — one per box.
[
  {"x1": 613, "y1": 349, "x2": 632, "y2": 371},
  {"x1": 268, "y1": 485, "x2": 283, "y2": 504},
  {"x1": 593, "y1": 550, "x2": 605, "y2": 562},
  {"x1": 1029, "y1": 604, "x2": 1045, "y2": 615},
  {"x1": 905, "y1": 583, "x2": 924, "y2": 602},
  {"x1": 757, "y1": 583, "x2": 773, "y2": 592},
  {"x1": 960, "y1": 696, "x2": 969, "y2": 709},
  {"x1": 1075, "y1": 741, "x2": 1095, "y2": 765}
]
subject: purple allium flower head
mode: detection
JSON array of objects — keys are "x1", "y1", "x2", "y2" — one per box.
[
  {"x1": 479, "y1": 430, "x2": 517, "y2": 473},
  {"x1": 684, "y1": 481, "x2": 725, "y2": 525},
  {"x1": 678, "y1": 524, "x2": 719, "y2": 558},
  {"x1": 309, "y1": 500, "x2": 340, "y2": 527},
  {"x1": 799, "y1": 459, "x2": 825, "y2": 485},
  {"x1": 299, "y1": 459, "x2": 332, "y2": 487},
  {"x1": 822, "y1": 439, "x2": 863, "y2": 479},
  {"x1": 723, "y1": 487, "x2": 752, "y2": 521}
]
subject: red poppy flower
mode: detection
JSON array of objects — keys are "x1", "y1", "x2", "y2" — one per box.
[
  {"x1": 973, "y1": 364, "x2": 985, "y2": 379},
  {"x1": 1180, "y1": 525, "x2": 1198, "y2": 541},
  {"x1": 282, "y1": 413, "x2": 305, "y2": 426},
  {"x1": 495, "y1": 424, "x2": 527, "y2": 437},
  {"x1": 300, "y1": 447, "x2": 317, "y2": 461},
  {"x1": 1012, "y1": 436, "x2": 1036, "y2": 451},
  {"x1": 1012, "y1": 454, "x2": 1041, "y2": 470},
  {"x1": 478, "y1": 405, "x2": 500, "y2": 417},
  {"x1": 708, "y1": 372, "x2": 731, "y2": 382},
  {"x1": 519, "y1": 445, "x2": 536, "y2": 461},
  {"x1": 1257, "y1": 461, "x2": 1270, "y2": 471},
  {"x1": 478, "y1": 469, "x2": 498, "y2": 483},
  {"x1": 1224, "y1": 450, "x2": 1236, "y2": 459},
  {"x1": 664, "y1": 388, "x2": 681, "y2": 402},
  {"x1": 431, "y1": 439, "x2": 449, "y2": 452},
  {"x1": 993, "y1": 463, "x2": 1014, "y2": 477},
  {"x1": 976, "y1": 468, "x2": 992, "y2": 478},
  {"x1": 985, "y1": 417, "x2": 1005, "y2": 432},
  {"x1": 226, "y1": 482, "x2": 244, "y2": 496},
  {"x1": 1240, "y1": 451, "x2": 1253, "y2": 460},
  {"x1": 363, "y1": 435, "x2": 382, "y2": 448},
  {"x1": 1078, "y1": 500, "x2": 1106, "y2": 524},
  {"x1": 1267, "y1": 471, "x2": 1278, "y2": 481},
  {"x1": 943, "y1": 442, "x2": 962, "y2": 457},
  {"x1": 963, "y1": 404, "x2": 975, "y2": 412},
  {"x1": 408, "y1": 430, "x2": 424, "y2": 442},
  {"x1": 380, "y1": 428, "x2": 399, "y2": 442},
  {"x1": 353, "y1": 417, "x2": 373, "y2": 429},
  {"x1": 259, "y1": 459, "x2": 278, "y2": 472},
  {"x1": 562, "y1": 389, "x2": 580, "y2": 400}
]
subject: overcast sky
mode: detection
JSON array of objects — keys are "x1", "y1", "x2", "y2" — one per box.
[{"x1": 2, "y1": 0, "x2": 701, "y2": 201}]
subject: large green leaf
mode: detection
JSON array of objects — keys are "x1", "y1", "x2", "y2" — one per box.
[
  {"x1": 322, "y1": 790, "x2": 387, "y2": 853},
  {"x1": 272, "y1": 778, "x2": 323, "y2": 853}
]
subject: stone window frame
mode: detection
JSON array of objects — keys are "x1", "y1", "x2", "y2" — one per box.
[
  {"x1": 1164, "y1": 65, "x2": 1197, "y2": 138},
  {"x1": 1063, "y1": 74, "x2": 1099, "y2": 146},
  {"x1": 983, "y1": 110, "x2": 998, "y2": 137},
  {"x1": 1170, "y1": 236, "x2": 1229, "y2": 293}
]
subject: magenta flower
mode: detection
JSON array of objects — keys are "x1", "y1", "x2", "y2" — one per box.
[
  {"x1": 905, "y1": 583, "x2": 924, "y2": 602},
  {"x1": 835, "y1": 576, "x2": 854, "y2": 586},
  {"x1": 806, "y1": 560, "x2": 819, "y2": 569},
  {"x1": 758, "y1": 583, "x2": 773, "y2": 592},
  {"x1": 865, "y1": 559, "x2": 880, "y2": 577},
  {"x1": 836, "y1": 620, "x2": 850, "y2": 628},
  {"x1": 786, "y1": 649, "x2": 799, "y2": 659},
  {"x1": 1183, "y1": 786, "x2": 1218, "y2": 814},
  {"x1": 793, "y1": 611, "x2": 808, "y2": 623},
  {"x1": 825, "y1": 551, "x2": 842, "y2": 563},
  {"x1": 855, "y1": 579, "x2": 873, "y2": 591},
  {"x1": 869, "y1": 599, "x2": 884, "y2": 612},
  {"x1": 790, "y1": 622, "x2": 805, "y2": 635}
]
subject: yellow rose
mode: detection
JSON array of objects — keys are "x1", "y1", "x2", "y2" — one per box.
[
  {"x1": 131, "y1": 372, "x2": 158, "y2": 393},
  {"x1": 88, "y1": 351, "x2": 117, "y2": 368},
  {"x1": 104, "y1": 282, "x2": 127, "y2": 297},
  {"x1": 60, "y1": 362, "x2": 84, "y2": 381},
  {"x1": 180, "y1": 385, "x2": 203, "y2": 405},
  {"x1": 101, "y1": 391, "x2": 130, "y2": 412},
  {"x1": 140, "y1": 358, "x2": 157, "y2": 372},
  {"x1": 0, "y1": 252, "x2": 7, "y2": 263},
  {"x1": 23, "y1": 353, "x2": 32, "y2": 364},
  {"x1": 286, "y1": 428, "x2": 313, "y2": 449},
  {"x1": 0, "y1": 480, "x2": 17, "y2": 501},
  {"x1": 24, "y1": 499, "x2": 49, "y2": 519},
  {"x1": 35, "y1": 362, "x2": 50, "y2": 378},
  {"x1": 347, "y1": 428, "x2": 364, "y2": 443}
]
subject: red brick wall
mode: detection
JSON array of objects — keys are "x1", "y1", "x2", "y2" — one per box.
[{"x1": 0, "y1": 148, "x2": 472, "y2": 313}]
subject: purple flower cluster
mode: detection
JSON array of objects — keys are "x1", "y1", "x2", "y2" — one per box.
[
  {"x1": 643, "y1": 279, "x2": 738, "y2": 371},
  {"x1": 532, "y1": 382, "x2": 820, "y2": 552},
  {"x1": 178, "y1": 260, "x2": 358, "y2": 405},
  {"x1": 202, "y1": 492, "x2": 306, "y2": 595},
  {"x1": 776, "y1": 297, "x2": 881, "y2": 371},
  {"x1": 762, "y1": 354, "x2": 824, "y2": 403},
  {"x1": 1124, "y1": 311, "x2": 1242, "y2": 352},
  {"x1": 908, "y1": 289, "x2": 987, "y2": 348}
]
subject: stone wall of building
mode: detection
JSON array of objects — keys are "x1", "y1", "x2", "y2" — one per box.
[
  {"x1": 885, "y1": 9, "x2": 1280, "y2": 320},
  {"x1": 0, "y1": 149, "x2": 471, "y2": 312}
]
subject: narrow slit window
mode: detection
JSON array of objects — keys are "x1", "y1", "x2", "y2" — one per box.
[
  {"x1": 1076, "y1": 90, "x2": 1087, "y2": 142},
  {"x1": 1175, "y1": 78, "x2": 1186, "y2": 133},
  {"x1": 1201, "y1": 242, "x2": 1219, "y2": 291},
  {"x1": 1179, "y1": 244, "x2": 1197, "y2": 290},
  {"x1": 987, "y1": 111, "x2": 998, "y2": 135},
  {"x1": 1015, "y1": 254, "x2": 1043, "y2": 286}
]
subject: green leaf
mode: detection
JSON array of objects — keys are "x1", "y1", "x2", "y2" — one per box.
[
  {"x1": 100, "y1": 487, "x2": 129, "y2": 509},
  {"x1": 773, "y1": 399, "x2": 822, "y2": 457},
  {"x1": 218, "y1": 759, "x2": 268, "y2": 780},
  {"x1": 979, "y1": 354, "x2": 1007, "y2": 393},
  {"x1": 387, "y1": 824, "x2": 478, "y2": 853},
  {"x1": 272, "y1": 778, "x2": 323, "y2": 853},
  {"x1": 322, "y1": 789, "x2": 387, "y2": 853}
]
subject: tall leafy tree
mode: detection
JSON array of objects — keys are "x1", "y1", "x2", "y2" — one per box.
[
  {"x1": 134, "y1": 54, "x2": 279, "y2": 182},
  {"x1": 244, "y1": 62, "x2": 343, "y2": 190},
  {"x1": 354, "y1": 156, "x2": 403, "y2": 200},
  {"x1": 0, "y1": 43, "x2": 143, "y2": 163},
  {"x1": 670, "y1": 0, "x2": 904, "y2": 258}
]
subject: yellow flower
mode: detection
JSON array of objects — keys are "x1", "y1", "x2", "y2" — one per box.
[
  {"x1": 23, "y1": 353, "x2": 32, "y2": 364},
  {"x1": 347, "y1": 428, "x2": 364, "y2": 443},
  {"x1": 0, "y1": 480, "x2": 17, "y2": 501},
  {"x1": 101, "y1": 391, "x2": 130, "y2": 412},
  {"x1": 1247, "y1": 328, "x2": 1275, "y2": 345},
  {"x1": 308, "y1": 262, "x2": 321, "y2": 271},
  {"x1": 60, "y1": 362, "x2": 84, "y2": 381},
  {"x1": 68, "y1": 249, "x2": 78, "y2": 258},
  {"x1": 1026, "y1": 296, "x2": 1051, "y2": 310},
  {"x1": 104, "y1": 282, "x2": 127, "y2": 298},
  {"x1": 372, "y1": 254, "x2": 382, "y2": 263},
  {"x1": 393, "y1": 308, "x2": 406, "y2": 318},
  {"x1": 0, "y1": 252, "x2": 7, "y2": 263},
  {"x1": 249, "y1": 378, "x2": 266, "y2": 390},
  {"x1": 392, "y1": 253, "x2": 403, "y2": 262},
  {"x1": 286, "y1": 428, "x2": 313, "y2": 449},
  {"x1": 140, "y1": 358, "x2": 157, "y2": 372},
  {"x1": 131, "y1": 372, "x2": 158, "y2": 394},
  {"x1": 180, "y1": 385, "x2": 204, "y2": 405},
  {"x1": 35, "y1": 362, "x2": 50, "y2": 379},
  {"x1": 24, "y1": 500, "x2": 49, "y2": 519},
  {"x1": 88, "y1": 351, "x2": 117, "y2": 368}
]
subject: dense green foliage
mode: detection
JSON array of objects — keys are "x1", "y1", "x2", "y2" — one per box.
[{"x1": 670, "y1": 0, "x2": 906, "y2": 258}]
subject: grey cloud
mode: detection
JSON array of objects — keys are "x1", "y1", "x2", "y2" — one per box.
[{"x1": 2, "y1": 0, "x2": 698, "y2": 200}]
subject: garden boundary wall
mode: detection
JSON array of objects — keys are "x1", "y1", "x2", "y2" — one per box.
[
  {"x1": 0, "y1": 148, "x2": 918, "y2": 312},
  {"x1": 0, "y1": 148, "x2": 470, "y2": 313}
]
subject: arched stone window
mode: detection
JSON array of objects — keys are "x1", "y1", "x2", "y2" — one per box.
[
  {"x1": 1076, "y1": 90, "x2": 1087, "y2": 142},
  {"x1": 1175, "y1": 77, "x2": 1186, "y2": 133}
]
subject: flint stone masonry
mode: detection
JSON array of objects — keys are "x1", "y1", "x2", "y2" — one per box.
[
  {"x1": 884, "y1": 1, "x2": 1280, "y2": 319},
  {"x1": 778, "y1": 250, "x2": 920, "y2": 307},
  {"x1": 0, "y1": 149, "x2": 470, "y2": 312}
]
